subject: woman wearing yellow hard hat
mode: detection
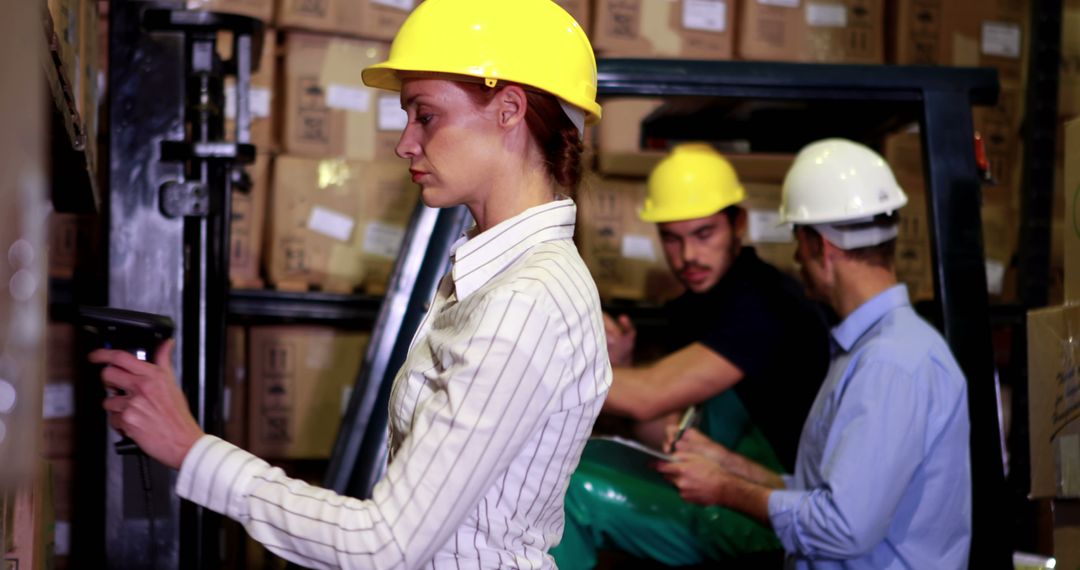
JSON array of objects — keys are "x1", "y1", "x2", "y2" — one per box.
[{"x1": 90, "y1": 0, "x2": 609, "y2": 568}]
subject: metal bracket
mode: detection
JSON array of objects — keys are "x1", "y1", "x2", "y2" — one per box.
[
  {"x1": 159, "y1": 140, "x2": 256, "y2": 164},
  {"x1": 160, "y1": 180, "x2": 208, "y2": 218}
]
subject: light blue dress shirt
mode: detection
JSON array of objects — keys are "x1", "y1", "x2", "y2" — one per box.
[{"x1": 767, "y1": 285, "x2": 971, "y2": 569}]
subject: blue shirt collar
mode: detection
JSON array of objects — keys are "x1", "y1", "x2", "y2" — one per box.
[{"x1": 830, "y1": 284, "x2": 911, "y2": 352}]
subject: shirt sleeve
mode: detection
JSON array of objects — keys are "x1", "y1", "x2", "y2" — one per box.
[
  {"x1": 177, "y1": 289, "x2": 570, "y2": 569},
  {"x1": 766, "y1": 359, "x2": 934, "y2": 559}
]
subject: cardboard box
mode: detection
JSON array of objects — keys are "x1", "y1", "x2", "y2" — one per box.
[
  {"x1": 742, "y1": 182, "x2": 799, "y2": 276},
  {"x1": 1067, "y1": 118, "x2": 1080, "y2": 303},
  {"x1": 281, "y1": 33, "x2": 403, "y2": 160},
  {"x1": 947, "y1": 0, "x2": 1030, "y2": 87},
  {"x1": 1062, "y1": 0, "x2": 1080, "y2": 119},
  {"x1": 802, "y1": 0, "x2": 884, "y2": 63},
  {"x1": 1028, "y1": 304, "x2": 1080, "y2": 498},
  {"x1": 187, "y1": 0, "x2": 273, "y2": 21},
  {"x1": 248, "y1": 326, "x2": 369, "y2": 459},
  {"x1": 224, "y1": 326, "x2": 248, "y2": 446},
  {"x1": 42, "y1": 324, "x2": 77, "y2": 459},
  {"x1": 555, "y1": 0, "x2": 592, "y2": 34},
  {"x1": 230, "y1": 154, "x2": 271, "y2": 289},
  {"x1": 596, "y1": 98, "x2": 666, "y2": 176},
  {"x1": 593, "y1": 0, "x2": 735, "y2": 59},
  {"x1": 266, "y1": 155, "x2": 417, "y2": 293},
  {"x1": 219, "y1": 30, "x2": 277, "y2": 153},
  {"x1": 276, "y1": 0, "x2": 414, "y2": 41},
  {"x1": 1054, "y1": 500, "x2": 1080, "y2": 570},
  {"x1": 576, "y1": 175, "x2": 684, "y2": 302},
  {"x1": 891, "y1": 0, "x2": 1029, "y2": 87},
  {"x1": 48, "y1": 212, "x2": 98, "y2": 280},
  {"x1": 737, "y1": 0, "x2": 804, "y2": 61},
  {"x1": 889, "y1": 0, "x2": 945, "y2": 65}
]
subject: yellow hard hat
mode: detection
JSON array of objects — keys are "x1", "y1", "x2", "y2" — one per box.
[
  {"x1": 361, "y1": 0, "x2": 601, "y2": 125},
  {"x1": 640, "y1": 144, "x2": 746, "y2": 223}
]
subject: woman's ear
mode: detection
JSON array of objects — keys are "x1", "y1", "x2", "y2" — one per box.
[{"x1": 493, "y1": 84, "x2": 528, "y2": 129}]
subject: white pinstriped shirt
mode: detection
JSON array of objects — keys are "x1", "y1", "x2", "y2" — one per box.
[{"x1": 176, "y1": 199, "x2": 612, "y2": 569}]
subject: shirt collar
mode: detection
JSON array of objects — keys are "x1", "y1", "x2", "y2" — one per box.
[
  {"x1": 830, "y1": 284, "x2": 911, "y2": 352},
  {"x1": 450, "y1": 199, "x2": 577, "y2": 300}
]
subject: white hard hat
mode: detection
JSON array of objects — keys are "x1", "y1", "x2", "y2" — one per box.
[{"x1": 779, "y1": 138, "x2": 908, "y2": 226}]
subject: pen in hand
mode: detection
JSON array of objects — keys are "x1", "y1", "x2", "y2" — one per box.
[{"x1": 667, "y1": 405, "x2": 698, "y2": 454}]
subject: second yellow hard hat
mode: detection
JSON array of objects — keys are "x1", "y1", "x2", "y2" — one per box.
[{"x1": 640, "y1": 144, "x2": 746, "y2": 223}]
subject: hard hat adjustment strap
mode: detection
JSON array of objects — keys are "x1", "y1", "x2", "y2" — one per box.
[
  {"x1": 484, "y1": 77, "x2": 498, "y2": 88},
  {"x1": 813, "y1": 220, "x2": 899, "y2": 250}
]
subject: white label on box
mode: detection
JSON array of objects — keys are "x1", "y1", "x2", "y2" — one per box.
[
  {"x1": 683, "y1": 0, "x2": 727, "y2": 32},
  {"x1": 621, "y1": 234, "x2": 657, "y2": 262},
  {"x1": 250, "y1": 87, "x2": 272, "y2": 118},
  {"x1": 307, "y1": 206, "x2": 356, "y2": 243},
  {"x1": 981, "y1": 21, "x2": 1022, "y2": 59},
  {"x1": 362, "y1": 221, "x2": 406, "y2": 259},
  {"x1": 326, "y1": 85, "x2": 372, "y2": 113},
  {"x1": 985, "y1": 258, "x2": 1006, "y2": 295},
  {"x1": 55, "y1": 521, "x2": 71, "y2": 556},
  {"x1": 225, "y1": 86, "x2": 272, "y2": 120},
  {"x1": 749, "y1": 209, "x2": 794, "y2": 243},
  {"x1": 378, "y1": 95, "x2": 409, "y2": 131},
  {"x1": 757, "y1": 0, "x2": 800, "y2": 8},
  {"x1": 1059, "y1": 434, "x2": 1080, "y2": 496},
  {"x1": 806, "y1": 3, "x2": 847, "y2": 27},
  {"x1": 43, "y1": 383, "x2": 75, "y2": 419},
  {"x1": 370, "y1": 0, "x2": 415, "y2": 10},
  {"x1": 364, "y1": 221, "x2": 407, "y2": 260}
]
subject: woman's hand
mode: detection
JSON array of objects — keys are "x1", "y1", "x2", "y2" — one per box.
[
  {"x1": 603, "y1": 312, "x2": 636, "y2": 367},
  {"x1": 90, "y1": 339, "x2": 205, "y2": 470}
]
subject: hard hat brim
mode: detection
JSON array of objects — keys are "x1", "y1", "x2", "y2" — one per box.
[{"x1": 361, "y1": 62, "x2": 602, "y2": 125}]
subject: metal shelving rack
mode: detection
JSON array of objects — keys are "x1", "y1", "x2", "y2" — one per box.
[{"x1": 42, "y1": 6, "x2": 100, "y2": 214}]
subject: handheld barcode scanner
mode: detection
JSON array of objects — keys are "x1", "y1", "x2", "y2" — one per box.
[{"x1": 78, "y1": 306, "x2": 175, "y2": 455}]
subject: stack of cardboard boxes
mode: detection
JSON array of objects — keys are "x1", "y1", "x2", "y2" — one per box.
[
  {"x1": 1028, "y1": 117, "x2": 1080, "y2": 570},
  {"x1": 190, "y1": 1, "x2": 406, "y2": 478},
  {"x1": 46, "y1": 0, "x2": 103, "y2": 181},
  {"x1": 590, "y1": 0, "x2": 885, "y2": 63}
]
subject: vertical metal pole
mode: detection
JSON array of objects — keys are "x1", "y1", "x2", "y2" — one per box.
[
  {"x1": 107, "y1": 2, "x2": 187, "y2": 568},
  {"x1": 1009, "y1": 0, "x2": 1063, "y2": 552},
  {"x1": 921, "y1": 88, "x2": 1011, "y2": 568}
]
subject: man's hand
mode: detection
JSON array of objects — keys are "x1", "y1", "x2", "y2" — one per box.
[
  {"x1": 90, "y1": 339, "x2": 205, "y2": 470},
  {"x1": 664, "y1": 426, "x2": 787, "y2": 489},
  {"x1": 657, "y1": 452, "x2": 775, "y2": 524},
  {"x1": 656, "y1": 452, "x2": 735, "y2": 505},
  {"x1": 603, "y1": 312, "x2": 636, "y2": 366},
  {"x1": 664, "y1": 426, "x2": 731, "y2": 464}
]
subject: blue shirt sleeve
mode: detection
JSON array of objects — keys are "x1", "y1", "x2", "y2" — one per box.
[{"x1": 766, "y1": 358, "x2": 935, "y2": 559}]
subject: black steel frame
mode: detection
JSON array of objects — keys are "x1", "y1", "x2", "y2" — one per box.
[{"x1": 106, "y1": 2, "x2": 262, "y2": 568}]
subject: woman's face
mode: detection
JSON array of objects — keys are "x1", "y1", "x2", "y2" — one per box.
[{"x1": 396, "y1": 78, "x2": 503, "y2": 209}]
